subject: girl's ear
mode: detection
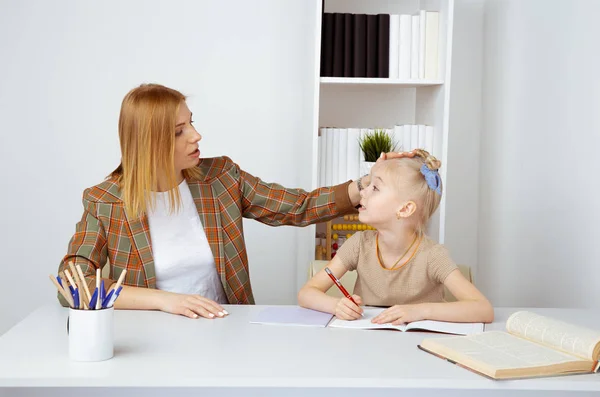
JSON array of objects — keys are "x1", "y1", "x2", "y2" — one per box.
[{"x1": 396, "y1": 201, "x2": 417, "y2": 219}]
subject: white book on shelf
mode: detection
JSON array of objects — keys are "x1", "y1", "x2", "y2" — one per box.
[
  {"x1": 325, "y1": 128, "x2": 334, "y2": 186},
  {"x1": 411, "y1": 125, "x2": 419, "y2": 151},
  {"x1": 347, "y1": 128, "x2": 361, "y2": 181},
  {"x1": 393, "y1": 125, "x2": 404, "y2": 153},
  {"x1": 403, "y1": 124, "x2": 412, "y2": 151},
  {"x1": 337, "y1": 129, "x2": 348, "y2": 185},
  {"x1": 359, "y1": 128, "x2": 368, "y2": 162},
  {"x1": 424, "y1": 11, "x2": 440, "y2": 79},
  {"x1": 398, "y1": 15, "x2": 412, "y2": 79},
  {"x1": 410, "y1": 15, "x2": 420, "y2": 79},
  {"x1": 331, "y1": 129, "x2": 340, "y2": 186},
  {"x1": 418, "y1": 124, "x2": 427, "y2": 150},
  {"x1": 425, "y1": 126, "x2": 434, "y2": 155},
  {"x1": 418, "y1": 10, "x2": 426, "y2": 79},
  {"x1": 389, "y1": 15, "x2": 400, "y2": 79}
]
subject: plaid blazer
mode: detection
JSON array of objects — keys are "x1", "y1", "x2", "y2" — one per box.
[{"x1": 58, "y1": 156, "x2": 354, "y2": 305}]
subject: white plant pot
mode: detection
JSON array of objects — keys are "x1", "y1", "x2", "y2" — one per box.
[{"x1": 360, "y1": 161, "x2": 376, "y2": 176}]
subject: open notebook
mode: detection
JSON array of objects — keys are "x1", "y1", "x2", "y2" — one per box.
[
  {"x1": 419, "y1": 311, "x2": 600, "y2": 380},
  {"x1": 328, "y1": 308, "x2": 484, "y2": 336}
]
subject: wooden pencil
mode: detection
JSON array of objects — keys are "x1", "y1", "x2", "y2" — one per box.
[{"x1": 49, "y1": 275, "x2": 74, "y2": 308}]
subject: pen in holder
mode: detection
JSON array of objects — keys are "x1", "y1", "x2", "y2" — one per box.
[{"x1": 67, "y1": 307, "x2": 114, "y2": 362}]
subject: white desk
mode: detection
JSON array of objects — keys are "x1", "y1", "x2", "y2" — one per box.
[{"x1": 1, "y1": 305, "x2": 599, "y2": 397}]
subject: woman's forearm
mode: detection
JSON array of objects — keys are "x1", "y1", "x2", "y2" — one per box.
[{"x1": 113, "y1": 285, "x2": 167, "y2": 311}]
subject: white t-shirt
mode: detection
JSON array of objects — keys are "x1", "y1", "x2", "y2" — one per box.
[{"x1": 147, "y1": 179, "x2": 227, "y2": 303}]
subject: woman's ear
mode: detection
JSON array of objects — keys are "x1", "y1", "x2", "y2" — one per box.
[{"x1": 396, "y1": 201, "x2": 417, "y2": 219}]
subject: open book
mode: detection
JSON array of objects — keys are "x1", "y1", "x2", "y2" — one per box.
[
  {"x1": 419, "y1": 311, "x2": 600, "y2": 380},
  {"x1": 328, "y1": 308, "x2": 484, "y2": 336}
]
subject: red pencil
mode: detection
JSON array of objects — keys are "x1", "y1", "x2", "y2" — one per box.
[{"x1": 324, "y1": 267, "x2": 360, "y2": 308}]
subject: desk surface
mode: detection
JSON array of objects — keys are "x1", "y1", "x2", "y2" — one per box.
[{"x1": 1, "y1": 305, "x2": 599, "y2": 391}]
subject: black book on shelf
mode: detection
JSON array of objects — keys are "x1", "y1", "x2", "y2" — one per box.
[
  {"x1": 343, "y1": 13, "x2": 354, "y2": 78},
  {"x1": 332, "y1": 13, "x2": 345, "y2": 77},
  {"x1": 377, "y1": 14, "x2": 390, "y2": 78},
  {"x1": 353, "y1": 14, "x2": 367, "y2": 78},
  {"x1": 321, "y1": 13, "x2": 334, "y2": 77},
  {"x1": 366, "y1": 14, "x2": 379, "y2": 78}
]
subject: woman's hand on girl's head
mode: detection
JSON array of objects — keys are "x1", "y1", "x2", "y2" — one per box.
[
  {"x1": 335, "y1": 295, "x2": 363, "y2": 320},
  {"x1": 371, "y1": 304, "x2": 426, "y2": 325},
  {"x1": 159, "y1": 291, "x2": 228, "y2": 319},
  {"x1": 377, "y1": 150, "x2": 417, "y2": 163}
]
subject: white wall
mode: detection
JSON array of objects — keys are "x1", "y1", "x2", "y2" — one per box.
[
  {"x1": 0, "y1": 0, "x2": 318, "y2": 335},
  {"x1": 479, "y1": 0, "x2": 600, "y2": 307}
]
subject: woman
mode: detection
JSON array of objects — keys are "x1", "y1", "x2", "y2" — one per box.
[{"x1": 58, "y1": 83, "x2": 405, "y2": 319}]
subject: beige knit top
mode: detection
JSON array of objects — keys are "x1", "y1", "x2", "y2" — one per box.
[{"x1": 335, "y1": 230, "x2": 457, "y2": 306}]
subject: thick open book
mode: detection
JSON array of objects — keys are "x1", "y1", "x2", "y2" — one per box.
[
  {"x1": 328, "y1": 308, "x2": 484, "y2": 335},
  {"x1": 419, "y1": 311, "x2": 600, "y2": 380}
]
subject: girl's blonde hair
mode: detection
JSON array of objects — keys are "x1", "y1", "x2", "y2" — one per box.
[
  {"x1": 110, "y1": 84, "x2": 203, "y2": 218},
  {"x1": 382, "y1": 149, "x2": 442, "y2": 235}
]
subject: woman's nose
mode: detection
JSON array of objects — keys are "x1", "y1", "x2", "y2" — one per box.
[{"x1": 192, "y1": 128, "x2": 202, "y2": 142}]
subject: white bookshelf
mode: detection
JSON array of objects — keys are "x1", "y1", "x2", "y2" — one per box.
[
  {"x1": 320, "y1": 77, "x2": 444, "y2": 87},
  {"x1": 296, "y1": 0, "x2": 455, "y2": 290}
]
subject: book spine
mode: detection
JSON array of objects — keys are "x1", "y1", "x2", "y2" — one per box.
[
  {"x1": 388, "y1": 15, "x2": 400, "y2": 79},
  {"x1": 332, "y1": 13, "x2": 345, "y2": 77},
  {"x1": 424, "y1": 11, "x2": 439, "y2": 79},
  {"x1": 377, "y1": 14, "x2": 390, "y2": 78},
  {"x1": 353, "y1": 14, "x2": 367, "y2": 78},
  {"x1": 418, "y1": 10, "x2": 426, "y2": 78},
  {"x1": 321, "y1": 13, "x2": 335, "y2": 77},
  {"x1": 398, "y1": 14, "x2": 412, "y2": 79},
  {"x1": 366, "y1": 14, "x2": 379, "y2": 78},
  {"x1": 410, "y1": 15, "x2": 420, "y2": 79},
  {"x1": 343, "y1": 13, "x2": 354, "y2": 77}
]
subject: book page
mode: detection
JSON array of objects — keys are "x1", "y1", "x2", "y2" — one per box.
[
  {"x1": 423, "y1": 331, "x2": 586, "y2": 370},
  {"x1": 328, "y1": 308, "x2": 406, "y2": 331},
  {"x1": 506, "y1": 311, "x2": 600, "y2": 361},
  {"x1": 406, "y1": 320, "x2": 484, "y2": 336},
  {"x1": 328, "y1": 308, "x2": 481, "y2": 335}
]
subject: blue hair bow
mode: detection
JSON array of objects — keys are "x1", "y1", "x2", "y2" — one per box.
[{"x1": 420, "y1": 164, "x2": 442, "y2": 195}]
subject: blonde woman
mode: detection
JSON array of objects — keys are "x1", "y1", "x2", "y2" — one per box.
[{"x1": 58, "y1": 83, "x2": 407, "y2": 319}]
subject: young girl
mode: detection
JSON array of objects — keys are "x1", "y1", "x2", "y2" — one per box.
[{"x1": 298, "y1": 150, "x2": 494, "y2": 325}]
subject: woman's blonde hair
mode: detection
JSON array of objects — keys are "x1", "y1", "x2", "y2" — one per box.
[
  {"x1": 110, "y1": 84, "x2": 203, "y2": 218},
  {"x1": 382, "y1": 149, "x2": 443, "y2": 235}
]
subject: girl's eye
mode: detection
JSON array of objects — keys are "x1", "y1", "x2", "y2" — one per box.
[
  {"x1": 372, "y1": 185, "x2": 378, "y2": 191},
  {"x1": 175, "y1": 130, "x2": 183, "y2": 137}
]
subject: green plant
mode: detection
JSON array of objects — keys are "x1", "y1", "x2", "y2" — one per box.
[{"x1": 358, "y1": 129, "x2": 396, "y2": 162}]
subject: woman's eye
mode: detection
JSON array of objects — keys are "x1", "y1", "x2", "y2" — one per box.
[{"x1": 175, "y1": 130, "x2": 183, "y2": 137}]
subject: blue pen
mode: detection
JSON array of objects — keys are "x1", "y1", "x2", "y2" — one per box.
[
  {"x1": 107, "y1": 286, "x2": 123, "y2": 308},
  {"x1": 101, "y1": 290, "x2": 114, "y2": 309},
  {"x1": 89, "y1": 288, "x2": 98, "y2": 309},
  {"x1": 74, "y1": 289, "x2": 80, "y2": 309},
  {"x1": 99, "y1": 280, "x2": 105, "y2": 305},
  {"x1": 56, "y1": 277, "x2": 63, "y2": 287}
]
